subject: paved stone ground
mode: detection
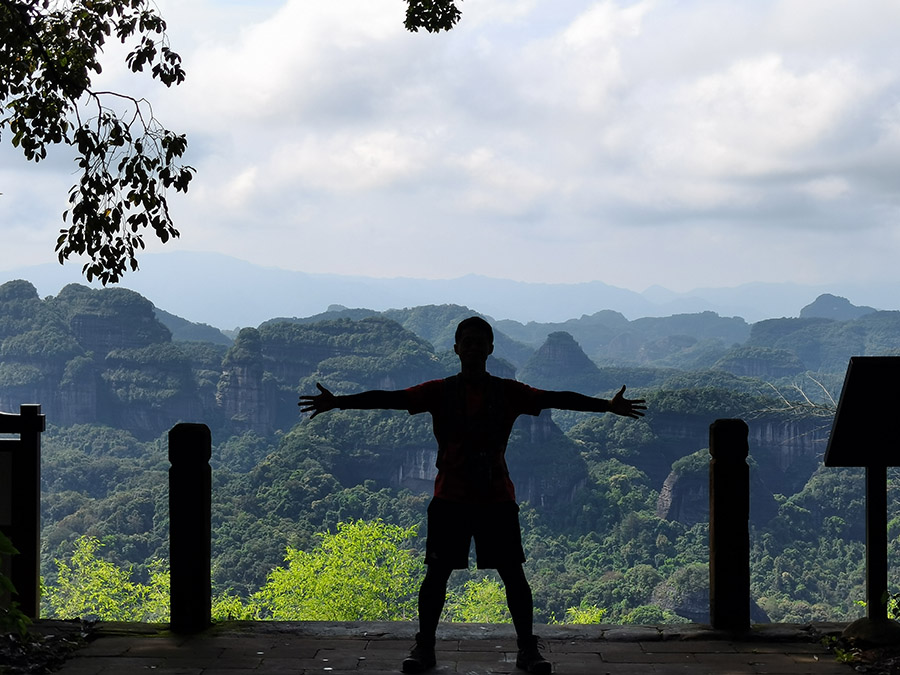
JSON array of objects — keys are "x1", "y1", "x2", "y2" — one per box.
[{"x1": 43, "y1": 621, "x2": 856, "y2": 675}]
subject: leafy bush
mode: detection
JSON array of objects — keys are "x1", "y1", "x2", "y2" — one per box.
[
  {"x1": 249, "y1": 520, "x2": 420, "y2": 621},
  {"x1": 44, "y1": 536, "x2": 168, "y2": 622},
  {"x1": 444, "y1": 577, "x2": 511, "y2": 623},
  {"x1": 0, "y1": 532, "x2": 31, "y2": 636}
]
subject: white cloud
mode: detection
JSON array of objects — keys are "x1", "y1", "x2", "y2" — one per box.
[
  {"x1": 271, "y1": 130, "x2": 432, "y2": 193},
  {"x1": 175, "y1": 0, "x2": 409, "y2": 126},
  {"x1": 580, "y1": 47, "x2": 897, "y2": 223},
  {"x1": 798, "y1": 176, "x2": 850, "y2": 201},
  {"x1": 221, "y1": 166, "x2": 260, "y2": 210},
  {"x1": 451, "y1": 147, "x2": 554, "y2": 216},
  {"x1": 462, "y1": 0, "x2": 540, "y2": 28},
  {"x1": 513, "y1": 1, "x2": 649, "y2": 114},
  {"x1": 6, "y1": 0, "x2": 900, "y2": 297},
  {"x1": 671, "y1": 55, "x2": 873, "y2": 175}
]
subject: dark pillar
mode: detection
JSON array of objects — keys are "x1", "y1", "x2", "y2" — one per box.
[
  {"x1": 0, "y1": 404, "x2": 44, "y2": 619},
  {"x1": 168, "y1": 423, "x2": 211, "y2": 633},
  {"x1": 840, "y1": 465, "x2": 900, "y2": 642},
  {"x1": 709, "y1": 418, "x2": 750, "y2": 631},
  {"x1": 866, "y1": 465, "x2": 888, "y2": 623}
]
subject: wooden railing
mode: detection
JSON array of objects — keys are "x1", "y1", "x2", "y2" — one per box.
[{"x1": 2, "y1": 411, "x2": 753, "y2": 633}]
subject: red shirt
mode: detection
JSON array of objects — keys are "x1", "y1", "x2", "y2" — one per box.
[{"x1": 405, "y1": 374, "x2": 544, "y2": 503}]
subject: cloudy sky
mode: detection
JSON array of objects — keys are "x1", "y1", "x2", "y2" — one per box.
[{"x1": 3, "y1": 0, "x2": 900, "y2": 297}]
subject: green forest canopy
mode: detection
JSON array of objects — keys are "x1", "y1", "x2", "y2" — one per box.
[{"x1": 2, "y1": 282, "x2": 899, "y2": 623}]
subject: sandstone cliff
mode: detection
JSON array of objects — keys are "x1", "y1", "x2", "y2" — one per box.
[
  {"x1": 0, "y1": 281, "x2": 204, "y2": 437},
  {"x1": 388, "y1": 410, "x2": 587, "y2": 507},
  {"x1": 654, "y1": 415, "x2": 828, "y2": 526},
  {"x1": 216, "y1": 328, "x2": 278, "y2": 436}
]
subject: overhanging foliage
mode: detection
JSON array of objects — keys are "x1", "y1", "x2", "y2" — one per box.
[{"x1": 0, "y1": 0, "x2": 193, "y2": 284}]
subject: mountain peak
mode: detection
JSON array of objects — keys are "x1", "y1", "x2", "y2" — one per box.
[
  {"x1": 518, "y1": 331, "x2": 600, "y2": 391},
  {"x1": 799, "y1": 294, "x2": 876, "y2": 321}
]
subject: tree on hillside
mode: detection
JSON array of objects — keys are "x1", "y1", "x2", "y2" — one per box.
[
  {"x1": 443, "y1": 576, "x2": 511, "y2": 623},
  {"x1": 45, "y1": 535, "x2": 169, "y2": 621},
  {"x1": 0, "y1": 0, "x2": 193, "y2": 284},
  {"x1": 250, "y1": 519, "x2": 420, "y2": 621}
]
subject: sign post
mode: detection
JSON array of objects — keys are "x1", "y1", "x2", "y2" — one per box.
[{"x1": 825, "y1": 357, "x2": 900, "y2": 643}]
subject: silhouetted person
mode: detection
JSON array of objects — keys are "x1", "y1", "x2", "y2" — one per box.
[{"x1": 299, "y1": 316, "x2": 646, "y2": 674}]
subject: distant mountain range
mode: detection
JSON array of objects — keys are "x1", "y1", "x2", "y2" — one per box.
[{"x1": 1, "y1": 251, "x2": 895, "y2": 329}]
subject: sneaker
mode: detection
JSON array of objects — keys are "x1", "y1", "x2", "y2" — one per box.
[
  {"x1": 402, "y1": 633, "x2": 436, "y2": 673},
  {"x1": 516, "y1": 635, "x2": 551, "y2": 674}
]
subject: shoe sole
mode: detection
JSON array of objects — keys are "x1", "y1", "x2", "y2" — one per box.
[
  {"x1": 516, "y1": 661, "x2": 552, "y2": 675},
  {"x1": 402, "y1": 658, "x2": 436, "y2": 673}
]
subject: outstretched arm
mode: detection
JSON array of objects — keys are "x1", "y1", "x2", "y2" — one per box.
[
  {"x1": 536, "y1": 385, "x2": 646, "y2": 419},
  {"x1": 298, "y1": 382, "x2": 409, "y2": 418}
]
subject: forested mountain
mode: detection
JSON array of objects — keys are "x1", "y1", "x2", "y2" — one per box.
[{"x1": 3, "y1": 279, "x2": 899, "y2": 624}]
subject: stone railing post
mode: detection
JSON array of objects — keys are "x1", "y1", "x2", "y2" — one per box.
[
  {"x1": 168, "y1": 423, "x2": 211, "y2": 633},
  {"x1": 709, "y1": 418, "x2": 750, "y2": 631},
  {"x1": 0, "y1": 404, "x2": 45, "y2": 620}
]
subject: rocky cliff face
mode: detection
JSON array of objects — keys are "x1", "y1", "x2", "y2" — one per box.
[
  {"x1": 0, "y1": 282, "x2": 205, "y2": 438},
  {"x1": 391, "y1": 410, "x2": 587, "y2": 507},
  {"x1": 53, "y1": 284, "x2": 172, "y2": 354},
  {"x1": 213, "y1": 319, "x2": 449, "y2": 436},
  {"x1": 714, "y1": 347, "x2": 806, "y2": 378},
  {"x1": 654, "y1": 416, "x2": 827, "y2": 526},
  {"x1": 749, "y1": 417, "x2": 830, "y2": 495},
  {"x1": 397, "y1": 447, "x2": 438, "y2": 493},
  {"x1": 0, "y1": 357, "x2": 101, "y2": 426},
  {"x1": 215, "y1": 328, "x2": 278, "y2": 435},
  {"x1": 650, "y1": 565, "x2": 771, "y2": 623},
  {"x1": 216, "y1": 363, "x2": 278, "y2": 436},
  {"x1": 655, "y1": 455, "x2": 780, "y2": 526},
  {"x1": 56, "y1": 357, "x2": 101, "y2": 425},
  {"x1": 509, "y1": 410, "x2": 589, "y2": 506},
  {"x1": 3, "y1": 304, "x2": 449, "y2": 438},
  {"x1": 656, "y1": 468, "x2": 708, "y2": 526}
]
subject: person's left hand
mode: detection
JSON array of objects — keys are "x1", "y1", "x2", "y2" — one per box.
[{"x1": 609, "y1": 385, "x2": 646, "y2": 418}]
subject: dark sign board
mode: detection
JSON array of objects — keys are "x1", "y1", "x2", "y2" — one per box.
[{"x1": 825, "y1": 356, "x2": 900, "y2": 467}]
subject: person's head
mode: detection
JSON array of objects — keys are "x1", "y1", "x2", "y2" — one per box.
[
  {"x1": 454, "y1": 316, "x2": 493, "y2": 346},
  {"x1": 454, "y1": 317, "x2": 494, "y2": 370}
]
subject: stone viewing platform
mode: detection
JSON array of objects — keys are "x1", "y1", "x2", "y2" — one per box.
[{"x1": 40, "y1": 619, "x2": 856, "y2": 674}]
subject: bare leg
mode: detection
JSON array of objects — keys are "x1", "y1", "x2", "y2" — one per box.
[
  {"x1": 418, "y1": 563, "x2": 453, "y2": 640},
  {"x1": 497, "y1": 564, "x2": 533, "y2": 639}
]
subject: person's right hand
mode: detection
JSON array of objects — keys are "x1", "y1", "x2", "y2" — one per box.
[{"x1": 298, "y1": 382, "x2": 337, "y2": 418}]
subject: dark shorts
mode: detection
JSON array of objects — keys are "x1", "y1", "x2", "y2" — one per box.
[{"x1": 424, "y1": 497, "x2": 525, "y2": 570}]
